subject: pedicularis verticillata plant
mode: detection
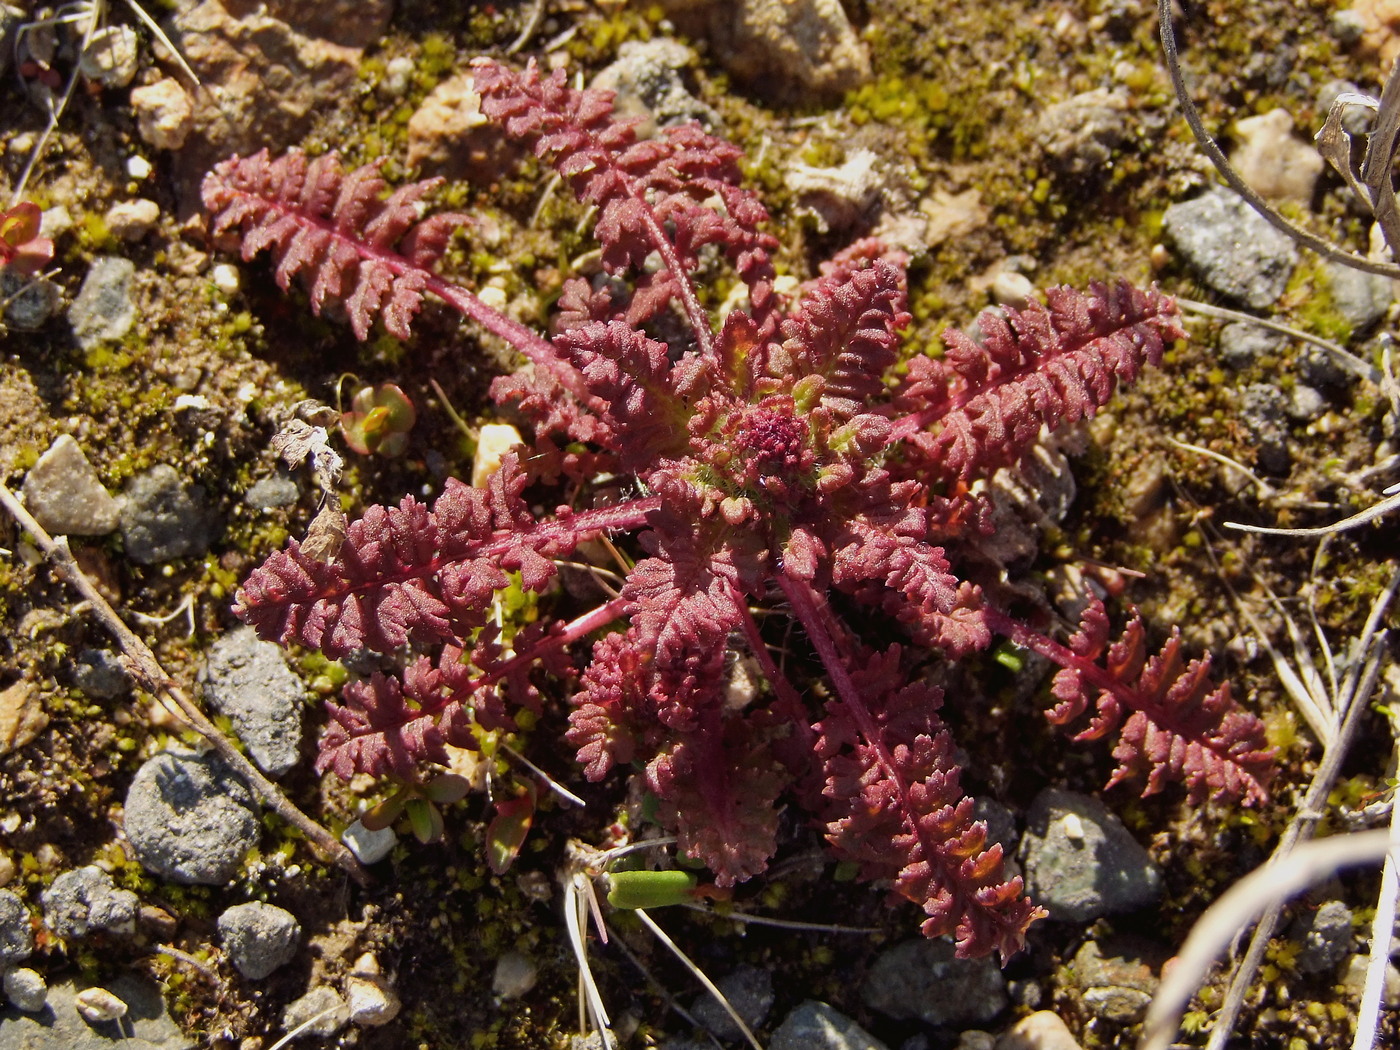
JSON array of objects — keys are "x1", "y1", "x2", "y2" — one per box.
[{"x1": 203, "y1": 58, "x2": 1274, "y2": 960}]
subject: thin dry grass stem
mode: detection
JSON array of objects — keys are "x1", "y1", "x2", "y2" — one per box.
[
  {"x1": 633, "y1": 907, "x2": 766, "y2": 1050},
  {"x1": 0, "y1": 480, "x2": 371, "y2": 887},
  {"x1": 1158, "y1": 0, "x2": 1400, "y2": 278},
  {"x1": 677, "y1": 902, "x2": 880, "y2": 935},
  {"x1": 1355, "y1": 788, "x2": 1400, "y2": 1050},
  {"x1": 1188, "y1": 526, "x2": 1399, "y2": 1050},
  {"x1": 1175, "y1": 297, "x2": 1381, "y2": 385},
  {"x1": 1139, "y1": 829, "x2": 1399, "y2": 1050}
]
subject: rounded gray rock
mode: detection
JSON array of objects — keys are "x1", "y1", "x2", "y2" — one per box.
[
  {"x1": 20, "y1": 435, "x2": 121, "y2": 536},
  {"x1": 200, "y1": 626, "x2": 304, "y2": 777},
  {"x1": 0, "y1": 888, "x2": 33, "y2": 964},
  {"x1": 123, "y1": 750, "x2": 259, "y2": 885},
  {"x1": 217, "y1": 901, "x2": 301, "y2": 979},
  {"x1": 119, "y1": 464, "x2": 216, "y2": 564},
  {"x1": 770, "y1": 1000, "x2": 889, "y2": 1050},
  {"x1": 69, "y1": 255, "x2": 137, "y2": 349},
  {"x1": 41, "y1": 865, "x2": 139, "y2": 939},
  {"x1": 1162, "y1": 187, "x2": 1298, "y2": 309},
  {"x1": 4, "y1": 967, "x2": 47, "y2": 1012},
  {"x1": 1019, "y1": 788, "x2": 1163, "y2": 923},
  {"x1": 861, "y1": 939, "x2": 1007, "y2": 1026},
  {"x1": 690, "y1": 964, "x2": 774, "y2": 1041}
]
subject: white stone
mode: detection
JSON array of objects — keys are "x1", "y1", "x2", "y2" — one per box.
[
  {"x1": 126, "y1": 155, "x2": 153, "y2": 180},
  {"x1": 212, "y1": 263, "x2": 241, "y2": 294},
  {"x1": 21, "y1": 434, "x2": 121, "y2": 536},
  {"x1": 79, "y1": 25, "x2": 138, "y2": 88},
  {"x1": 130, "y1": 78, "x2": 194, "y2": 151},
  {"x1": 75, "y1": 986, "x2": 128, "y2": 1023},
  {"x1": 1229, "y1": 108, "x2": 1325, "y2": 203},
  {"x1": 492, "y1": 950, "x2": 538, "y2": 999},
  {"x1": 471, "y1": 423, "x2": 524, "y2": 489},
  {"x1": 105, "y1": 199, "x2": 160, "y2": 240},
  {"x1": 996, "y1": 1011, "x2": 1084, "y2": 1050},
  {"x1": 345, "y1": 957, "x2": 400, "y2": 1027},
  {"x1": 992, "y1": 271, "x2": 1034, "y2": 309},
  {"x1": 342, "y1": 818, "x2": 396, "y2": 864}
]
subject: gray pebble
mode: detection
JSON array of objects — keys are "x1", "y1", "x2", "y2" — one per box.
[
  {"x1": 120, "y1": 464, "x2": 216, "y2": 564},
  {"x1": 217, "y1": 901, "x2": 301, "y2": 979},
  {"x1": 72, "y1": 649, "x2": 130, "y2": 700},
  {"x1": 1287, "y1": 384, "x2": 1327, "y2": 422},
  {"x1": 1018, "y1": 789, "x2": 1163, "y2": 922},
  {"x1": 69, "y1": 255, "x2": 137, "y2": 349},
  {"x1": 281, "y1": 986, "x2": 349, "y2": 1037},
  {"x1": 1322, "y1": 260, "x2": 1392, "y2": 335},
  {"x1": 123, "y1": 749, "x2": 259, "y2": 885},
  {"x1": 1240, "y1": 383, "x2": 1292, "y2": 475},
  {"x1": 1, "y1": 269, "x2": 62, "y2": 330},
  {"x1": 21, "y1": 434, "x2": 122, "y2": 536},
  {"x1": 770, "y1": 1000, "x2": 889, "y2": 1050},
  {"x1": 0, "y1": 888, "x2": 33, "y2": 964},
  {"x1": 1163, "y1": 188, "x2": 1298, "y2": 308},
  {"x1": 690, "y1": 964, "x2": 774, "y2": 1041},
  {"x1": 200, "y1": 626, "x2": 304, "y2": 777},
  {"x1": 1069, "y1": 937, "x2": 1164, "y2": 1023},
  {"x1": 4, "y1": 967, "x2": 48, "y2": 1012},
  {"x1": 591, "y1": 39, "x2": 718, "y2": 134},
  {"x1": 41, "y1": 865, "x2": 139, "y2": 939},
  {"x1": 1291, "y1": 899, "x2": 1354, "y2": 974},
  {"x1": 1218, "y1": 321, "x2": 1286, "y2": 368},
  {"x1": 244, "y1": 475, "x2": 300, "y2": 510},
  {"x1": 861, "y1": 939, "x2": 1007, "y2": 1026},
  {"x1": 1329, "y1": 9, "x2": 1367, "y2": 45},
  {"x1": 342, "y1": 818, "x2": 396, "y2": 865},
  {"x1": 492, "y1": 949, "x2": 537, "y2": 999}
]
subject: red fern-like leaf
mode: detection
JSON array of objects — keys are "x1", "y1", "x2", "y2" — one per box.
[
  {"x1": 234, "y1": 457, "x2": 658, "y2": 658},
  {"x1": 894, "y1": 281, "x2": 1184, "y2": 481},
  {"x1": 202, "y1": 150, "x2": 469, "y2": 340},
  {"x1": 816, "y1": 647, "x2": 1045, "y2": 960},
  {"x1": 776, "y1": 257, "x2": 910, "y2": 418},
  {"x1": 1021, "y1": 599, "x2": 1274, "y2": 805},
  {"x1": 318, "y1": 646, "x2": 477, "y2": 780}
]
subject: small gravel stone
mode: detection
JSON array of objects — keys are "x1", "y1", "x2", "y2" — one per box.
[
  {"x1": 1162, "y1": 187, "x2": 1299, "y2": 309},
  {"x1": 4, "y1": 967, "x2": 48, "y2": 1012},
  {"x1": 690, "y1": 964, "x2": 774, "y2": 1041},
  {"x1": 1218, "y1": 321, "x2": 1286, "y2": 368},
  {"x1": 1322, "y1": 259, "x2": 1393, "y2": 334},
  {"x1": 1069, "y1": 937, "x2": 1163, "y2": 1023},
  {"x1": 1037, "y1": 89, "x2": 1130, "y2": 176},
  {"x1": 1240, "y1": 383, "x2": 1292, "y2": 475},
  {"x1": 0, "y1": 269, "x2": 62, "y2": 330},
  {"x1": 342, "y1": 817, "x2": 396, "y2": 865},
  {"x1": 69, "y1": 255, "x2": 137, "y2": 349},
  {"x1": 0, "y1": 887, "x2": 33, "y2": 963},
  {"x1": 104, "y1": 199, "x2": 161, "y2": 241},
  {"x1": 591, "y1": 39, "x2": 718, "y2": 134},
  {"x1": 492, "y1": 950, "x2": 538, "y2": 999},
  {"x1": 281, "y1": 986, "x2": 350, "y2": 1037},
  {"x1": 72, "y1": 648, "x2": 131, "y2": 700},
  {"x1": 861, "y1": 939, "x2": 1008, "y2": 1026},
  {"x1": 1291, "y1": 899, "x2": 1354, "y2": 974},
  {"x1": 21, "y1": 434, "x2": 122, "y2": 536},
  {"x1": 769, "y1": 1000, "x2": 889, "y2": 1050},
  {"x1": 345, "y1": 953, "x2": 401, "y2": 1026},
  {"x1": 244, "y1": 475, "x2": 299, "y2": 510},
  {"x1": 124, "y1": 749, "x2": 259, "y2": 885},
  {"x1": 995, "y1": 1010, "x2": 1084, "y2": 1050},
  {"x1": 130, "y1": 78, "x2": 194, "y2": 151},
  {"x1": 41, "y1": 865, "x2": 139, "y2": 939},
  {"x1": 1018, "y1": 788, "x2": 1163, "y2": 922},
  {"x1": 75, "y1": 986, "x2": 128, "y2": 1023},
  {"x1": 78, "y1": 25, "x2": 138, "y2": 87},
  {"x1": 1228, "y1": 108, "x2": 1325, "y2": 202},
  {"x1": 1287, "y1": 384, "x2": 1328, "y2": 422},
  {"x1": 120, "y1": 464, "x2": 217, "y2": 564},
  {"x1": 200, "y1": 626, "x2": 304, "y2": 777},
  {"x1": 218, "y1": 901, "x2": 301, "y2": 979},
  {"x1": 0, "y1": 679, "x2": 48, "y2": 756}
]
